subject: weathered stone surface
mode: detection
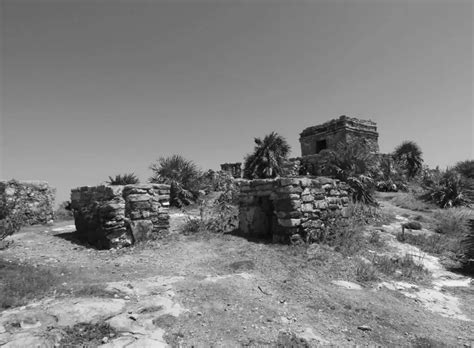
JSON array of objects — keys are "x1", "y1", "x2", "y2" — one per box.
[
  {"x1": 71, "y1": 184, "x2": 170, "y2": 249},
  {"x1": 0, "y1": 180, "x2": 55, "y2": 225},
  {"x1": 129, "y1": 220, "x2": 154, "y2": 242},
  {"x1": 239, "y1": 177, "x2": 348, "y2": 244}
]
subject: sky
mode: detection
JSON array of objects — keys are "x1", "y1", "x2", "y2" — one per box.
[{"x1": 0, "y1": 0, "x2": 472, "y2": 206}]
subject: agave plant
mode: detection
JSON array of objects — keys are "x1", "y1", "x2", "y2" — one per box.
[
  {"x1": 243, "y1": 132, "x2": 291, "y2": 179},
  {"x1": 149, "y1": 155, "x2": 201, "y2": 207},
  {"x1": 393, "y1": 141, "x2": 423, "y2": 179},
  {"x1": 107, "y1": 173, "x2": 140, "y2": 185}
]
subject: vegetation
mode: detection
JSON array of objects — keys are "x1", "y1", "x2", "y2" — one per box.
[
  {"x1": 454, "y1": 160, "x2": 474, "y2": 179},
  {"x1": 393, "y1": 141, "x2": 424, "y2": 179},
  {"x1": 0, "y1": 259, "x2": 59, "y2": 309},
  {"x1": 55, "y1": 201, "x2": 73, "y2": 221},
  {"x1": 318, "y1": 140, "x2": 378, "y2": 204},
  {"x1": 426, "y1": 169, "x2": 470, "y2": 208},
  {"x1": 375, "y1": 155, "x2": 408, "y2": 192},
  {"x1": 243, "y1": 132, "x2": 291, "y2": 179},
  {"x1": 107, "y1": 173, "x2": 140, "y2": 185},
  {"x1": 149, "y1": 155, "x2": 202, "y2": 207},
  {"x1": 59, "y1": 323, "x2": 117, "y2": 347}
]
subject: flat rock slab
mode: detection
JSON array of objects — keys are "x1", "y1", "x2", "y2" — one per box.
[{"x1": 331, "y1": 280, "x2": 363, "y2": 290}]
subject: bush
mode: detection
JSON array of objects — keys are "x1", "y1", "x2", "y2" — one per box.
[
  {"x1": 432, "y1": 208, "x2": 472, "y2": 236},
  {"x1": 355, "y1": 261, "x2": 377, "y2": 282},
  {"x1": 149, "y1": 155, "x2": 202, "y2": 207},
  {"x1": 107, "y1": 173, "x2": 140, "y2": 185},
  {"x1": 318, "y1": 140, "x2": 378, "y2": 205},
  {"x1": 426, "y1": 170, "x2": 471, "y2": 208},
  {"x1": 55, "y1": 201, "x2": 73, "y2": 221},
  {"x1": 393, "y1": 141, "x2": 423, "y2": 179},
  {"x1": 390, "y1": 193, "x2": 432, "y2": 211},
  {"x1": 454, "y1": 160, "x2": 474, "y2": 179}
]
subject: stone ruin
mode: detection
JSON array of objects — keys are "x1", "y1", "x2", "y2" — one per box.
[
  {"x1": 298, "y1": 115, "x2": 379, "y2": 175},
  {"x1": 70, "y1": 184, "x2": 170, "y2": 249},
  {"x1": 238, "y1": 177, "x2": 350, "y2": 243},
  {"x1": 300, "y1": 115, "x2": 379, "y2": 155},
  {"x1": 220, "y1": 162, "x2": 242, "y2": 178},
  {"x1": 0, "y1": 180, "x2": 55, "y2": 225}
]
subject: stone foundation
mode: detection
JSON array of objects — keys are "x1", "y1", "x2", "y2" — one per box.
[
  {"x1": 0, "y1": 180, "x2": 55, "y2": 225},
  {"x1": 70, "y1": 184, "x2": 170, "y2": 249},
  {"x1": 239, "y1": 177, "x2": 349, "y2": 243}
]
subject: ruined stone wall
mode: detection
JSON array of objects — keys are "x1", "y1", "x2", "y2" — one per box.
[
  {"x1": 70, "y1": 184, "x2": 170, "y2": 249},
  {"x1": 300, "y1": 115, "x2": 379, "y2": 156},
  {"x1": 239, "y1": 177, "x2": 350, "y2": 243},
  {"x1": 220, "y1": 163, "x2": 242, "y2": 178},
  {"x1": 0, "y1": 180, "x2": 55, "y2": 225}
]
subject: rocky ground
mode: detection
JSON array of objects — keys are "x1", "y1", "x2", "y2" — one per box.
[{"x1": 0, "y1": 202, "x2": 473, "y2": 347}]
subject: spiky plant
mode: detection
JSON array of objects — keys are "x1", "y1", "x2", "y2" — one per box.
[
  {"x1": 454, "y1": 160, "x2": 474, "y2": 179},
  {"x1": 107, "y1": 173, "x2": 140, "y2": 185},
  {"x1": 149, "y1": 155, "x2": 201, "y2": 207},
  {"x1": 318, "y1": 140, "x2": 378, "y2": 205},
  {"x1": 428, "y1": 170, "x2": 470, "y2": 208},
  {"x1": 393, "y1": 141, "x2": 423, "y2": 179},
  {"x1": 243, "y1": 132, "x2": 291, "y2": 179}
]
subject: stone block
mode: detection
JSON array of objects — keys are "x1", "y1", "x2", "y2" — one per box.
[
  {"x1": 301, "y1": 203, "x2": 314, "y2": 212},
  {"x1": 128, "y1": 220, "x2": 154, "y2": 242}
]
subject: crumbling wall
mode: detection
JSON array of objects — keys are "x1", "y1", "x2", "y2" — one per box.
[
  {"x1": 70, "y1": 184, "x2": 170, "y2": 249},
  {"x1": 239, "y1": 177, "x2": 349, "y2": 243},
  {"x1": 220, "y1": 163, "x2": 242, "y2": 178},
  {"x1": 0, "y1": 180, "x2": 55, "y2": 225}
]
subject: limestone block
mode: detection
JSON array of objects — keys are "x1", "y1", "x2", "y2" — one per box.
[
  {"x1": 279, "y1": 178, "x2": 300, "y2": 187},
  {"x1": 301, "y1": 203, "x2": 314, "y2": 212},
  {"x1": 126, "y1": 194, "x2": 152, "y2": 202},
  {"x1": 302, "y1": 195, "x2": 314, "y2": 203},
  {"x1": 277, "y1": 185, "x2": 303, "y2": 194},
  {"x1": 314, "y1": 201, "x2": 328, "y2": 210},
  {"x1": 128, "y1": 220, "x2": 154, "y2": 242}
]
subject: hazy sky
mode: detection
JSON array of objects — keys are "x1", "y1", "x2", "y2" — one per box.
[{"x1": 1, "y1": 0, "x2": 473, "y2": 205}]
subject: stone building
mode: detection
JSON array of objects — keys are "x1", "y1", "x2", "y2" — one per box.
[
  {"x1": 71, "y1": 184, "x2": 170, "y2": 249},
  {"x1": 299, "y1": 115, "x2": 379, "y2": 156},
  {"x1": 239, "y1": 177, "x2": 349, "y2": 243}
]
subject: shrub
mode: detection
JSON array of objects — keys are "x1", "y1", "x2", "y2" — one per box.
[
  {"x1": 243, "y1": 132, "x2": 291, "y2": 179},
  {"x1": 454, "y1": 160, "x2": 474, "y2": 179},
  {"x1": 427, "y1": 170, "x2": 471, "y2": 208},
  {"x1": 314, "y1": 218, "x2": 365, "y2": 256},
  {"x1": 199, "y1": 170, "x2": 235, "y2": 193},
  {"x1": 107, "y1": 173, "x2": 140, "y2": 185},
  {"x1": 149, "y1": 155, "x2": 202, "y2": 207},
  {"x1": 55, "y1": 201, "x2": 73, "y2": 221},
  {"x1": 355, "y1": 261, "x2": 378, "y2": 282},
  {"x1": 432, "y1": 208, "x2": 472, "y2": 236},
  {"x1": 372, "y1": 254, "x2": 429, "y2": 281},
  {"x1": 393, "y1": 141, "x2": 424, "y2": 179},
  {"x1": 59, "y1": 323, "x2": 117, "y2": 347},
  {"x1": 318, "y1": 140, "x2": 378, "y2": 205}
]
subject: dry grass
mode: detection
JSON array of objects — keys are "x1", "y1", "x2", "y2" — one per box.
[
  {"x1": 390, "y1": 193, "x2": 433, "y2": 211},
  {"x1": 0, "y1": 259, "x2": 60, "y2": 309},
  {"x1": 432, "y1": 207, "x2": 473, "y2": 236}
]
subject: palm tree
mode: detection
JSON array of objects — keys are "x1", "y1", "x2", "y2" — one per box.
[
  {"x1": 149, "y1": 155, "x2": 201, "y2": 207},
  {"x1": 318, "y1": 140, "x2": 378, "y2": 204},
  {"x1": 243, "y1": 132, "x2": 291, "y2": 179},
  {"x1": 393, "y1": 141, "x2": 423, "y2": 179}
]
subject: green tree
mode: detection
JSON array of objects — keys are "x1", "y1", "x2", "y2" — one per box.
[
  {"x1": 243, "y1": 132, "x2": 291, "y2": 179},
  {"x1": 149, "y1": 155, "x2": 201, "y2": 207},
  {"x1": 393, "y1": 141, "x2": 423, "y2": 179}
]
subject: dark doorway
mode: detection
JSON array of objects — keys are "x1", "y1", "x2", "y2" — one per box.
[
  {"x1": 253, "y1": 196, "x2": 275, "y2": 239},
  {"x1": 316, "y1": 139, "x2": 327, "y2": 153}
]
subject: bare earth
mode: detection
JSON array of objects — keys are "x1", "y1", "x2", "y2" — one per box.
[{"x1": 0, "y1": 205, "x2": 473, "y2": 347}]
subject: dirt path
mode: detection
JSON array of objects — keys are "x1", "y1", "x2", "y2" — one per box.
[{"x1": 1, "y1": 212, "x2": 474, "y2": 347}]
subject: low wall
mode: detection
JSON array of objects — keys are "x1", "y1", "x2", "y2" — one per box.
[
  {"x1": 239, "y1": 177, "x2": 350, "y2": 243},
  {"x1": 71, "y1": 184, "x2": 170, "y2": 249},
  {"x1": 0, "y1": 180, "x2": 55, "y2": 225}
]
